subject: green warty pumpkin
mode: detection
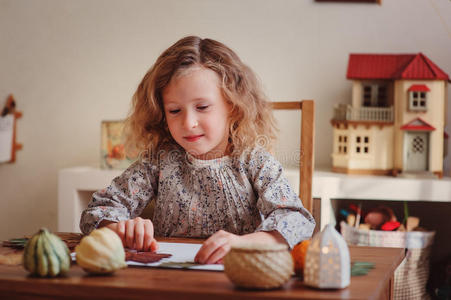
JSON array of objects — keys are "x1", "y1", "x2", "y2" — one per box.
[{"x1": 23, "y1": 228, "x2": 71, "y2": 277}]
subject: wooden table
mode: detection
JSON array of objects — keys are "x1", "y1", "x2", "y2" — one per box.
[{"x1": 0, "y1": 238, "x2": 404, "y2": 300}]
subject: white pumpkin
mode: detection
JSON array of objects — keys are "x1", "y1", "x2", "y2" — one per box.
[{"x1": 75, "y1": 227, "x2": 127, "y2": 274}]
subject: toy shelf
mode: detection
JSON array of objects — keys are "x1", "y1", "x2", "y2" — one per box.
[{"x1": 312, "y1": 169, "x2": 451, "y2": 229}]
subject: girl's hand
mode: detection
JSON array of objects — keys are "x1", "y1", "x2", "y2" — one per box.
[
  {"x1": 194, "y1": 230, "x2": 240, "y2": 264},
  {"x1": 102, "y1": 217, "x2": 159, "y2": 252},
  {"x1": 194, "y1": 230, "x2": 288, "y2": 264}
]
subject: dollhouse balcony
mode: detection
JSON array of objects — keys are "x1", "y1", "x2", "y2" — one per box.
[{"x1": 333, "y1": 104, "x2": 393, "y2": 122}]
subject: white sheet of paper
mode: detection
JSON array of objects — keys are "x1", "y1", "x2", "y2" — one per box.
[
  {"x1": 71, "y1": 242, "x2": 224, "y2": 272},
  {"x1": 0, "y1": 115, "x2": 13, "y2": 163},
  {"x1": 127, "y1": 242, "x2": 224, "y2": 271}
]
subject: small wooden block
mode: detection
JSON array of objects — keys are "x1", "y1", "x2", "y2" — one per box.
[
  {"x1": 406, "y1": 217, "x2": 420, "y2": 231},
  {"x1": 347, "y1": 214, "x2": 356, "y2": 226},
  {"x1": 359, "y1": 224, "x2": 371, "y2": 231}
]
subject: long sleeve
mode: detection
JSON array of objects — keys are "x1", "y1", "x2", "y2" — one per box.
[
  {"x1": 79, "y1": 159, "x2": 159, "y2": 235},
  {"x1": 248, "y1": 148, "x2": 315, "y2": 248}
]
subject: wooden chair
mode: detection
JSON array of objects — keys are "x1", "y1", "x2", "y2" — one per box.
[{"x1": 271, "y1": 100, "x2": 315, "y2": 213}]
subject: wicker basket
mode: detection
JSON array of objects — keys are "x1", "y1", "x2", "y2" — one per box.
[
  {"x1": 340, "y1": 221, "x2": 435, "y2": 300},
  {"x1": 223, "y1": 243, "x2": 294, "y2": 289}
]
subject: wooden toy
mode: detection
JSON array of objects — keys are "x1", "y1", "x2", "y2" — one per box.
[
  {"x1": 406, "y1": 216, "x2": 420, "y2": 232},
  {"x1": 331, "y1": 53, "x2": 449, "y2": 178}
]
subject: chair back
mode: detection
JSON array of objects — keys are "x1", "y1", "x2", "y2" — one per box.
[{"x1": 271, "y1": 100, "x2": 315, "y2": 212}]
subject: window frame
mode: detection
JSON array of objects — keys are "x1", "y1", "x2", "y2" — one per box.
[
  {"x1": 337, "y1": 134, "x2": 348, "y2": 154},
  {"x1": 355, "y1": 135, "x2": 370, "y2": 155},
  {"x1": 362, "y1": 83, "x2": 388, "y2": 107},
  {"x1": 408, "y1": 91, "x2": 428, "y2": 112}
]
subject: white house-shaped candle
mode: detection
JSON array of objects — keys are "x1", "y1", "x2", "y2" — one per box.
[{"x1": 304, "y1": 224, "x2": 350, "y2": 289}]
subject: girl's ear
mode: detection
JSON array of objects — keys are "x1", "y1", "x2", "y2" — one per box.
[
  {"x1": 228, "y1": 104, "x2": 234, "y2": 115},
  {"x1": 226, "y1": 100, "x2": 235, "y2": 115}
]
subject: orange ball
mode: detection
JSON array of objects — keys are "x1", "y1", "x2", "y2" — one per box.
[{"x1": 291, "y1": 239, "x2": 311, "y2": 276}]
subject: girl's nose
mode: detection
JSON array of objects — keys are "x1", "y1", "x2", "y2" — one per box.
[{"x1": 183, "y1": 112, "x2": 198, "y2": 129}]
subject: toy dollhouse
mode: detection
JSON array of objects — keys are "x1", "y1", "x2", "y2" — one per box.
[{"x1": 331, "y1": 53, "x2": 449, "y2": 178}]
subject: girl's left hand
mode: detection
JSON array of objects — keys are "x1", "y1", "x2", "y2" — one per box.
[{"x1": 194, "y1": 230, "x2": 240, "y2": 264}]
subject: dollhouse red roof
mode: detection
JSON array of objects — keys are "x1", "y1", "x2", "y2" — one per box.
[
  {"x1": 347, "y1": 53, "x2": 449, "y2": 80},
  {"x1": 408, "y1": 84, "x2": 430, "y2": 92},
  {"x1": 400, "y1": 118, "x2": 435, "y2": 131}
]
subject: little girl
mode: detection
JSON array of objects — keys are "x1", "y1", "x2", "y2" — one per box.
[{"x1": 80, "y1": 36, "x2": 315, "y2": 264}]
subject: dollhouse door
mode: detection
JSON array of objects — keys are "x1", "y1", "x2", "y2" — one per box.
[{"x1": 404, "y1": 132, "x2": 429, "y2": 171}]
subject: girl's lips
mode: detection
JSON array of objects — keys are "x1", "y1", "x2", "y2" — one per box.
[{"x1": 184, "y1": 135, "x2": 204, "y2": 142}]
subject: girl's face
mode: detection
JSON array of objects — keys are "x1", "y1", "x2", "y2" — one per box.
[{"x1": 162, "y1": 67, "x2": 231, "y2": 160}]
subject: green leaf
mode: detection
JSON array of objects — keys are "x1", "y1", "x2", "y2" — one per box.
[
  {"x1": 158, "y1": 261, "x2": 199, "y2": 269},
  {"x1": 351, "y1": 261, "x2": 374, "y2": 276}
]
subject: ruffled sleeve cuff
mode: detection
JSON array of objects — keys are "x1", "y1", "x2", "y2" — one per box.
[
  {"x1": 79, "y1": 205, "x2": 130, "y2": 235},
  {"x1": 256, "y1": 208, "x2": 315, "y2": 249}
]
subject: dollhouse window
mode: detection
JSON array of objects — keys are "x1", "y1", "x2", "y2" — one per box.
[
  {"x1": 338, "y1": 135, "x2": 348, "y2": 154},
  {"x1": 378, "y1": 86, "x2": 387, "y2": 106},
  {"x1": 363, "y1": 86, "x2": 372, "y2": 106},
  {"x1": 363, "y1": 84, "x2": 388, "y2": 107},
  {"x1": 355, "y1": 135, "x2": 369, "y2": 154},
  {"x1": 408, "y1": 84, "x2": 429, "y2": 112},
  {"x1": 409, "y1": 91, "x2": 427, "y2": 111}
]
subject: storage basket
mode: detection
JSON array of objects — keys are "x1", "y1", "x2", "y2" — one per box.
[
  {"x1": 340, "y1": 221, "x2": 435, "y2": 300},
  {"x1": 223, "y1": 243, "x2": 294, "y2": 289}
]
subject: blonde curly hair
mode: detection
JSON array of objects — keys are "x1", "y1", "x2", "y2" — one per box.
[{"x1": 124, "y1": 36, "x2": 277, "y2": 157}]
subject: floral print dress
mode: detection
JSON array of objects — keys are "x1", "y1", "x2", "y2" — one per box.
[{"x1": 80, "y1": 143, "x2": 315, "y2": 248}]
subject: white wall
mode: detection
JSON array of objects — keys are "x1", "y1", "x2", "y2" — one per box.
[{"x1": 1, "y1": 0, "x2": 450, "y2": 240}]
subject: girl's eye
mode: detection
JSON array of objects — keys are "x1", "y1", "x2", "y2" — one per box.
[
  {"x1": 168, "y1": 109, "x2": 180, "y2": 114},
  {"x1": 197, "y1": 105, "x2": 209, "y2": 111}
]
